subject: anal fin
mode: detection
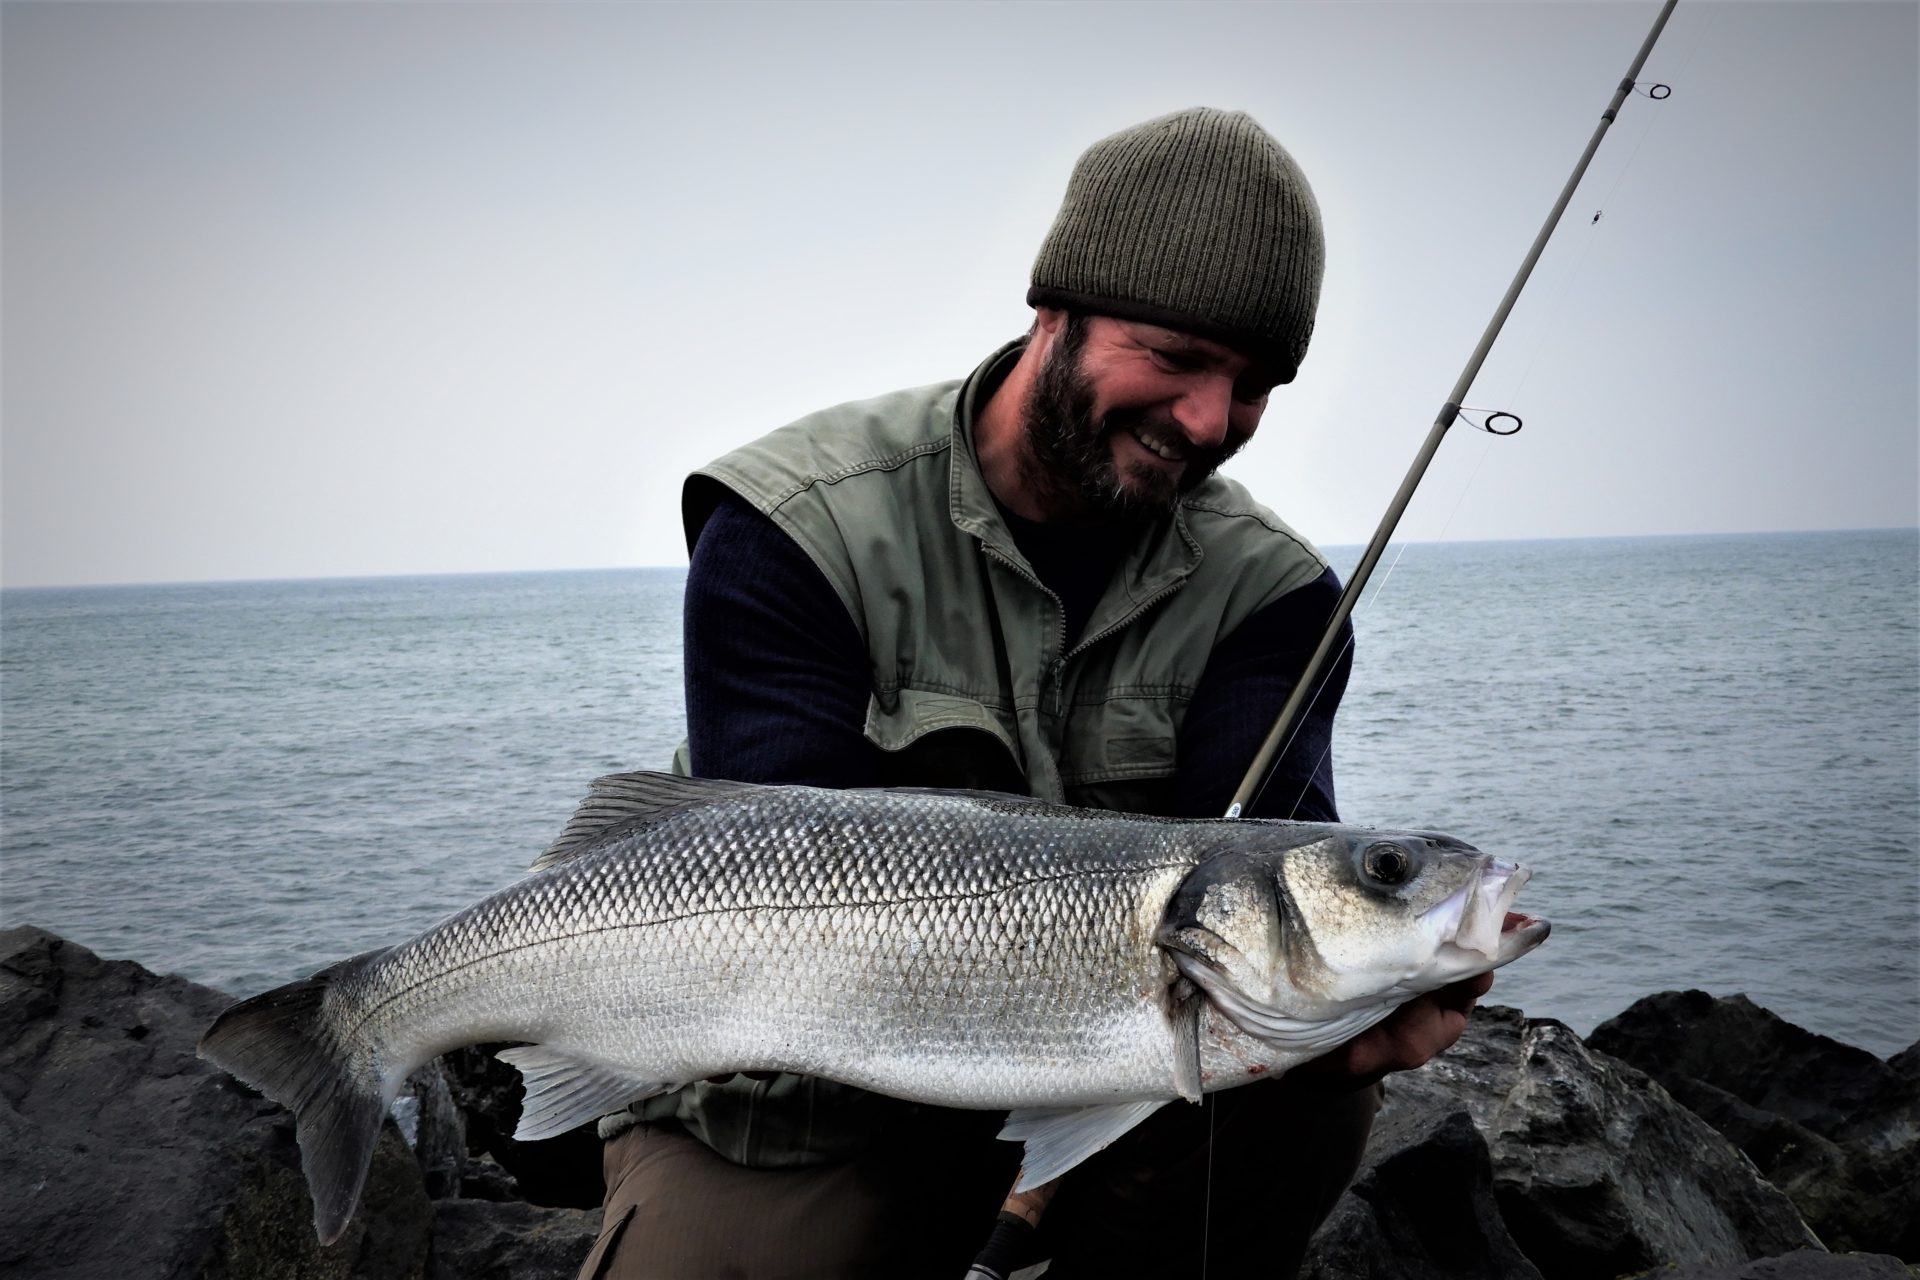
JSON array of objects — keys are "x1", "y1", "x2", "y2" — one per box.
[
  {"x1": 999, "y1": 1099, "x2": 1170, "y2": 1190},
  {"x1": 495, "y1": 1046, "x2": 670, "y2": 1142}
]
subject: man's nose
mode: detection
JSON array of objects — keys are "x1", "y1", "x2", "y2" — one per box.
[{"x1": 1170, "y1": 377, "x2": 1234, "y2": 450}]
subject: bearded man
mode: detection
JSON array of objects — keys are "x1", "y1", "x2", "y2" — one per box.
[{"x1": 579, "y1": 107, "x2": 1492, "y2": 1280}]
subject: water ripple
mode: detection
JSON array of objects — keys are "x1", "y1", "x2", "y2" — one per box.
[{"x1": 4, "y1": 538, "x2": 1917, "y2": 1058}]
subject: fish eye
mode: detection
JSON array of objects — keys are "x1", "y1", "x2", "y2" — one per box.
[{"x1": 1362, "y1": 842, "x2": 1413, "y2": 887}]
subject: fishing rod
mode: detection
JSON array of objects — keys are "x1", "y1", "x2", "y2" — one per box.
[
  {"x1": 966, "y1": 10, "x2": 1685, "y2": 1279},
  {"x1": 1226, "y1": 0, "x2": 1680, "y2": 820}
]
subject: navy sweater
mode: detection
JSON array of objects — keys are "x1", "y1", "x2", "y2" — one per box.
[{"x1": 683, "y1": 491, "x2": 1351, "y2": 822}]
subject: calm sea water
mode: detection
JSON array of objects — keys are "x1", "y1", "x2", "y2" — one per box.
[{"x1": 3, "y1": 530, "x2": 1915, "y2": 1057}]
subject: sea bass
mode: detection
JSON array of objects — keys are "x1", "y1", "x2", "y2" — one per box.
[{"x1": 198, "y1": 772, "x2": 1549, "y2": 1244}]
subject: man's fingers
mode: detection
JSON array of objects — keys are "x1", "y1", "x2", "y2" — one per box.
[
  {"x1": 1430, "y1": 973, "x2": 1494, "y2": 1019},
  {"x1": 1299, "y1": 973, "x2": 1497, "y2": 1080}
]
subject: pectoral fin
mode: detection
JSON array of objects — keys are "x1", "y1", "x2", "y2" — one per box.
[
  {"x1": 494, "y1": 1046, "x2": 670, "y2": 1142},
  {"x1": 999, "y1": 1099, "x2": 1170, "y2": 1190},
  {"x1": 1170, "y1": 977, "x2": 1204, "y2": 1103}
]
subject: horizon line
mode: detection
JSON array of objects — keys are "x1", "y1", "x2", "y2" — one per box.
[{"x1": 2, "y1": 523, "x2": 1914, "y2": 594}]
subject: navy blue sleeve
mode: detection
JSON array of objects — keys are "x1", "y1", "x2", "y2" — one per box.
[
  {"x1": 1174, "y1": 566, "x2": 1352, "y2": 823},
  {"x1": 683, "y1": 492, "x2": 880, "y2": 788}
]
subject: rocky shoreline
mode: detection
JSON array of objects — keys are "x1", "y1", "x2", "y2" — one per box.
[{"x1": 2, "y1": 924, "x2": 1913, "y2": 1279}]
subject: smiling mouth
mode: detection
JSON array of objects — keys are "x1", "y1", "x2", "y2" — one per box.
[{"x1": 1127, "y1": 426, "x2": 1186, "y2": 464}]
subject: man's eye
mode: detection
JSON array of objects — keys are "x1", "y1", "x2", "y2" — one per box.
[{"x1": 1152, "y1": 349, "x2": 1201, "y2": 373}]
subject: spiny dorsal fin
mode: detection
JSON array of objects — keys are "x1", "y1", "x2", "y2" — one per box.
[{"x1": 531, "y1": 771, "x2": 758, "y2": 871}]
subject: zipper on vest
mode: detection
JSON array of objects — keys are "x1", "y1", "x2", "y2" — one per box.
[
  {"x1": 1063, "y1": 576, "x2": 1191, "y2": 665},
  {"x1": 980, "y1": 541, "x2": 1070, "y2": 714}
]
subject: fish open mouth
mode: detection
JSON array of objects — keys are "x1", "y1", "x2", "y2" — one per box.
[
  {"x1": 1433, "y1": 858, "x2": 1551, "y2": 964},
  {"x1": 1501, "y1": 910, "x2": 1550, "y2": 949}
]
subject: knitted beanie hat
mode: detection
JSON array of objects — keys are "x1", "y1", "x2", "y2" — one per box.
[{"x1": 1027, "y1": 107, "x2": 1325, "y2": 384}]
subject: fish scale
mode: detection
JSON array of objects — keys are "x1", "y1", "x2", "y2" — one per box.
[
  {"x1": 198, "y1": 771, "x2": 1548, "y2": 1244},
  {"x1": 336, "y1": 789, "x2": 1192, "y2": 1105}
]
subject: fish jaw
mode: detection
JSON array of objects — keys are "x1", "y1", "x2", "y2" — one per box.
[{"x1": 1422, "y1": 855, "x2": 1551, "y2": 978}]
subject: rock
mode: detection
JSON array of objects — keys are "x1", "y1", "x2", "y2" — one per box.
[
  {"x1": 1385, "y1": 1005, "x2": 1821, "y2": 1280},
  {"x1": 1624, "y1": 1247, "x2": 1916, "y2": 1278},
  {"x1": 440, "y1": 1043, "x2": 605, "y2": 1210},
  {"x1": 1590, "y1": 991, "x2": 1920, "y2": 1259},
  {"x1": 458, "y1": 1153, "x2": 523, "y2": 1202},
  {"x1": 425, "y1": 1199, "x2": 602, "y2": 1280},
  {"x1": 391, "y1": 1064, "x2": 467, "y2": 1200},
  {"x1": 1301, "y1": 1100, "x2": 1544, "y2": 1279},
  {"x1": 0, "y1": 925, "x2": 433, "y2": 1279}
]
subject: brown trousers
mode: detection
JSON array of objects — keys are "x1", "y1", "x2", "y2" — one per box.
[{"x1": 578, "y1": 1077, "x2": 1381, "y2": 1280}]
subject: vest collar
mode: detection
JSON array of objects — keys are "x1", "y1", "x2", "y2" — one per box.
[{"x1": 946, "y1": 339, "x2": 1204, "y2": 643}]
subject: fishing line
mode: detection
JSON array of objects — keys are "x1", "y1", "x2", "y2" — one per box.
[
  {"x1": 1225, "y1": 0, "x2": 1682, "y2": 821},
  {"x1": 1264, "y1": 425, "x2": 1503, "y2": 823},
  {"x1": 1500, "y1": 7, "x2": 1712, "y2": 406},
  {"x1": 1280, "y1": 18, "x2": 1708, "y2": 766},
  {"x1": 1252, "y1": 422, "x2": 1512, "y2": 820},
  {"x1": 1201, "y1": 1090, "x2": 1216, "y2": 1280}
]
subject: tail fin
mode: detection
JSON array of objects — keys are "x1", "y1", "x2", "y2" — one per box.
[{"x1": 198, "y1": 952, "x2": 391, "y2": 1245}]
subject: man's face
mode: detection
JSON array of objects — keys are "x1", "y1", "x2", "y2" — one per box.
[{"x1": 1021, "y1": 313, "x2": 1273, "y2": 520}]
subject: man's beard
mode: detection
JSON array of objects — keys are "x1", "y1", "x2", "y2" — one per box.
[{"x1": 1020, "y1": 316, "x2": 1242, "y2": 520}]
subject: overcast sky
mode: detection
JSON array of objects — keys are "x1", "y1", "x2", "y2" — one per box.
[{"x1": 3, "y1": 0, "x2": 1914, "y2": 588}]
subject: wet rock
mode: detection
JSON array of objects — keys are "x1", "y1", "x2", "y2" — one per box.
[
  {"x1": 1302, "y1": 1100, "x2": 1544, "y2": 1279},
  {"x1": 391, "y1": 1064, "x2": 466, "y2": 1200},
  {"x1": 457, "y1": 1152, "x2": 523, "y2": 1202},
  {"x1": 1385, "y1": 1005, "x2": 1821, "y2": 1280},
  {"x1": 1589, "y1": 991, "x2": 1920, "y2": 1259},
  {"x1": 0, "y1": 925, "x2": 432, "y2": 1279},
  {"x1": 426, "y1": 1198, "x2": 602, "y2": 1280},
  {"x1": 1624, "y1": 1247, "x2": 1916, "y2": 1278}
]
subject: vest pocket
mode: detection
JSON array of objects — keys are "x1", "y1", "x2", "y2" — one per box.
[
  {"x1": 1057, "y1": 691, "x2": 1182, "y2": 785},
  {"x1": 865, "y1": 689, "x2": 1027, "y2": 794}
]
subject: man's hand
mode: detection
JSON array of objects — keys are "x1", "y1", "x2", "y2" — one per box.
[{"x1": 1297, "y1": 972, "x2": 1495, "y2": 1083}]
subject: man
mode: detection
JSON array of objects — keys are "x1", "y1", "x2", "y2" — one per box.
[{"x1": 579, "y1": 107, "x2": 1492, "y2": 1279}]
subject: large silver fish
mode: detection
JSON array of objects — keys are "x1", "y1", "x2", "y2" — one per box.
[{"x1": 198, "y1": 772, "x2": 1549, "y2": 1244}]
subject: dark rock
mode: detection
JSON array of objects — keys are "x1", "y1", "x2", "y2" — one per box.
[
  {"x1": 391, "y1": 1064, "x2": 466, "y2": 1199},
  {"x1": 458, "y1": 1152, "x2": 523, "y2": 1202},
  {"x1": 1624, "y1": 1247, "x2": 1916, "y2": 1278},
  {"x1": 1386, "y1": 1005, "x2": 1821, "y2": 1280},
  {"x1": 425, "y1": 1198, "x2": 602, "y2": 1280},
  {"x1": 0, "y1": 926, "x2": 433, "y2": 1279},
  {"x1": 1590, "y1": 991, "x2": 1920, "y2": 1258},
  {"x1": 1302, "y1": 1100, "x2": 1544, "y2": 1279},
  {"x1": 1890, "y1": 1043, "x2": 1920, "y2": 1089},
  {"x1": 1588, "y1": 993, "x2": 1915, "y2": 1146},
  {"x1": 440, "y1": 1043, "x2": 604, "y2": 1210}
]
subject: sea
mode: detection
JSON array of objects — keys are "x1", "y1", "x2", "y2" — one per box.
[{"x1": 2, "y1": 529, "x2": 1916, "y2": 1058}]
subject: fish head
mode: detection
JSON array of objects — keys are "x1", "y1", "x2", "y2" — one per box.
[{"x1": 1159, "y1": 825, "x2": 1549, "y2": 1052}]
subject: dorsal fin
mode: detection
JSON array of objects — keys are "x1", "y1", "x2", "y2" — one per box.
[
  {"x1": 869, "y1": 785, "x2": 1052, "y2": 809},
  {"x1": 531, "y1": 771, "x2": 759, "y2": 871}
]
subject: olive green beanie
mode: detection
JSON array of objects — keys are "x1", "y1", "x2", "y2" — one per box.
[{"x1": 1027, "y1": 107, "x2": 1325, "y2": 384}]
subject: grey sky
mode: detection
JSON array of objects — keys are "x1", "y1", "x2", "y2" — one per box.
[{"x1": 3, "y1": 0, "x2": 1914, "y2": 588}]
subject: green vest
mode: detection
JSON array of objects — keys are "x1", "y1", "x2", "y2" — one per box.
[
  {"x1": 630, "y1": 341, "x2": 1330, "y2": 1167},
  {"x1": 682, "y1": 340, "x2": 1329, "y2": 812}
]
